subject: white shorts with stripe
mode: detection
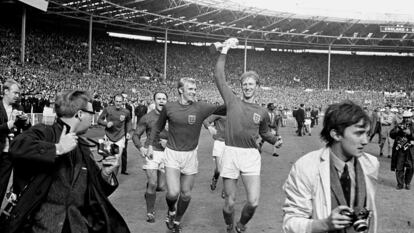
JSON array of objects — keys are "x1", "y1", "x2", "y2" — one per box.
[{"x1": 220, "y1": 145, "x2": 261, "y2": 179}]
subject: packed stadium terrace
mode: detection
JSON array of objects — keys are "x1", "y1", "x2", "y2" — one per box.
[{"x1": 1, "y1": 23, "x2": 411, "y2": 110}]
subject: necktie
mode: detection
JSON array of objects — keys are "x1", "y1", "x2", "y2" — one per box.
[
  {"x1": 340, "y1": 164, "x2": 351, "y2": 206},
  {"x1": 270, "y1": 113, "x2": 274, "y2": 125}
]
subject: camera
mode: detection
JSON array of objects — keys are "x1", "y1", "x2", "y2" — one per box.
[
  {"x1": 14, "y1": 110, "x2": 27, "y2": 121},
  {"x1": 340, "y1": 208, "x2": 371, "y2": 232},
  {"x1": 398, "y1": 123, "x2": 409, "y2": 131},
  {"x1": 0, "y1": 191, "x2": 17, "y2": 221},
  {"x1": 97, "y1": 139, "x2": 120, "y2": 159}
]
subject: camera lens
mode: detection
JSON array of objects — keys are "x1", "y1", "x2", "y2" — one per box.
[{"x1": 353, "y1": 220, "x2": 368, "y2": 232}]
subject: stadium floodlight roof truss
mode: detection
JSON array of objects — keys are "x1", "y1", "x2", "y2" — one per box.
[{"x1": 47, "y1": 0, "x2": 414, "y2": 52}]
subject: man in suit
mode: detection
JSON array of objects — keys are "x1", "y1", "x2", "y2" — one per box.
[
  {"x1": 282, "y1": 101, "x2": 379, "y2": 233},
  {"x1": 258, "y1": 103, "x2": 282, "y2": 156},
  {"x1": 2, "y1": 90, "x2": 130, "y2": 233},
  {"x1": 295, "y1": 104, "x2": 305, "y2": 136},
  {"x1": 0, "y1": 79, "x2": 31, "y2": 203},
  {"x1": 390, "y1": 111, "x2": 414, "y2": 190}
]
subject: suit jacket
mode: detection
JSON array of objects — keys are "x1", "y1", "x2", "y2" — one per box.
[
  {"x1": 390, "y1": 122, "x2": 414, "y2": 171},
  {"x1": 295, "y1": 108, "x2": 305, "y2": 123},
  {"x1": 124, "y1": 103, "x2": 133, "y2": 119},
  {"x1": 0, "y1": 100, "x2": 30, "y2": 152},
  {"x1": 282, "y1": 147, "x2": 379, "y2": 233},
  {"x1": 1, "y1": 120, "x2": 130, "y2": 233}
]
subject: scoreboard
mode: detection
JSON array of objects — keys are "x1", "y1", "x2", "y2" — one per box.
[{"x1": 380, "y1": 25, "x2": 414, "y2": 33}]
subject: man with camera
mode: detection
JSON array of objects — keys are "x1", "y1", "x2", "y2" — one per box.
[
  {"x1": 132, "y1": 92, "x2": 168, "y2": 223},
  {"x1": 282, "y1": 101, "x2": 379, "y2": 233},
  {"x1": 390, "y1": 110, "x2": 414, "y2": 190},
  {"x1": 214, "y1": 38, "x2": 283, "y2": 233},
  {"x1": 0, "y1": 79, "x2": 31, "y2": 205},
  {"x1": 1, "y1": 90, "x2": 130, "y2": 233},
  {"x1": 98, "y1": 94, "x2": 132, "y2": 175}
]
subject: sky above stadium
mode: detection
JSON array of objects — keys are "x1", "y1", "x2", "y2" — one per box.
[{"x1": 235, "y1": 0, "x2": 414, "y2": 22}]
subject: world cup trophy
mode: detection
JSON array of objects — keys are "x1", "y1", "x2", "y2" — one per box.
[{"x1": 209, "y1": 38, "x2": 239, "y2": 54}]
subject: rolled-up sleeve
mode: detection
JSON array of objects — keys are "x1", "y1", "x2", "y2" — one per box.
[{"x1": 282, "y1": 163, "x2": 314, "y2": 233}]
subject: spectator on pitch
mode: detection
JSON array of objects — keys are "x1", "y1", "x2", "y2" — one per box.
[
  {"x1": 282, "y1": 100, "x2": 379, "y2": 233},
  {"x1": 0, "y1": 79, "x2": 31, "y2": 203},
  {"x1": 310, "y1": 105, "x2": 319, "y2": 127},
  {"x1": 147, "y1": 77, "x2": 225, "y2": 232},
  {"x1": 304, "y1": 107, "x2": 312, "y2": 136},
  {"x1": 379, "y1": 105, "x2": 394, "y2": 158},
  {"x1": 132, "y1": 92, "x2": 169, "y2": 223},
  {"x1": 135, "y1": 100, "x2": 148, "y2": 124},
  {"x1": 369, "y1": 107, "x2": 381, "y2": 143},
  {"x1": 98, "y1": 94, "x2": 132, "y2": 175},
  {"x1": 295, "y1": 104, "x2": 305, "y2": 136},
  {"x1": 92, "y1": 94, "x2": 102, "y2": 126},
  {"x1": 258, "y1": 103, "x2": 281, "y2": 157},
  {"x1": 2, "y1": 90, "x2": 130, "y2": 233},
  {"x1": 214, "y1": 38, "x2": 282, "y2": 233},
  {"x1": 390, "y1": 111, "x2": 414, "y2": 190}
]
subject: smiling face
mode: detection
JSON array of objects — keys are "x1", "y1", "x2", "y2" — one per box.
[
  {"x1": 241, "y1": 76, "x2": 258, "y2": 100},
  {"x1": 335, "y1": 119, "x2": 370, "y2": 160},
  {"x1": 180, "y1": 82, "x2": 196, "y2": 103}
]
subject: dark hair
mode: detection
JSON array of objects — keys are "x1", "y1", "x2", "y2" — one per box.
[
  {"x1": 153, "y1": 92, "x2": 168, "y2": 100},
  {"x1": 267, "y1": 103, "x2": 274, "y2": 110},
  {"x1": 320, "y1": 100, "x2": 370, "y2": 147},
  {"x1": 55, "y1": 90, "x2": 91, "y2": 118}
]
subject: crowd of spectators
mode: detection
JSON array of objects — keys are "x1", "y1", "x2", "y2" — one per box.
[{"x1": 1, "y1": 23, "x2": 412, "y2": 113}]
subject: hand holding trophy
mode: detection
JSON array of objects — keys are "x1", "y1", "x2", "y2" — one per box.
[{"x1": 209, "y1": 37, "x2": 239, "y2": 54}]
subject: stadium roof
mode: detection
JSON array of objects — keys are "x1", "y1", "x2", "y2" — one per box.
[{"x1": 45, "y1": 0, "x2": 414, "y2": 52}]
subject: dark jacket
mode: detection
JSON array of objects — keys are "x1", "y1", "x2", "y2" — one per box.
[
  {"x1": 390, "y1": 122, "x2": 414, "y2": 171},
  {"x1": 0, "y1": 100, "x2": 30, "y2": 151},
  {"x1": 0, "y1": 100, "x2": 31, "y2": 202},
  {"x1": 295, "y1": 107, "x2": 305, "y2": 123},
  {"x1": 1, "y1": 120, "x2": 130, "y2": 233},
  {"x1": 134, "y1": 105, "x2": 147, "y2": 119},
  {"x1": 125, "y1": 103, "x2": 133, "y2": 119}
]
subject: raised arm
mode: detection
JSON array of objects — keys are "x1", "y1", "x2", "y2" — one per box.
[{"x1": 215, "y1": 54, "x2": 234, "y2": 104}]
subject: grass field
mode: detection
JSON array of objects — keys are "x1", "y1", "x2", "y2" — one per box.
[{"x1": 84, "y1": 122, "x2": 414, "y2": 233}]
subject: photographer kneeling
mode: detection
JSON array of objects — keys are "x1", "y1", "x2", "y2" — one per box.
[{"x1": 1, "y1": 90, "x2": 130, "y2": 233}]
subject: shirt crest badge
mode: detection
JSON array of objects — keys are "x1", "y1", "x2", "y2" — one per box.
[
  {"x1": 253, "y1": 113, "x2": 261, "y2": 124},
  {"x1": 120, "y1": 115, "x2": 125, "y2": 121},
  {"x1": 188, "y1": 115, "x2": 196, "y2": 125}
]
